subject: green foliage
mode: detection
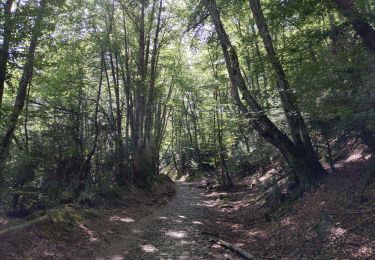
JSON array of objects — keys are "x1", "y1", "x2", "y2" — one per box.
[{"x1": 0, "y1": 0, "x2": 374, "y2": 215}]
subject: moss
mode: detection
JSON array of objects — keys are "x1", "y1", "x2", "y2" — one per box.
[{"x1": 47, "y1": 206, "x2": 82, "y2": 229}]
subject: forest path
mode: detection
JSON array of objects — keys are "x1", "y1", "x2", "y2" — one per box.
[{"x1": 96, "y1": 182, "x2": 233, "y2": 260}]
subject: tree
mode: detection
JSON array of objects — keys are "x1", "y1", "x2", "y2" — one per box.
[
  {"x1": 0, "y1": 0, "x2": 14, "y2": 109},
  {"x1": 333, "y1": 0, "x2": 375, "y2": 53},
  {"x1": 203, "y1": 0, "x2": 326, "y2": 190},
  {"x1": 0, "y1": 0, "x2": 48, "y2": 178}
]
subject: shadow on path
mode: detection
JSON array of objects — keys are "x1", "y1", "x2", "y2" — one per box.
[{"x1": 96, "y1": 182, "x2": 232, "y2": 260}]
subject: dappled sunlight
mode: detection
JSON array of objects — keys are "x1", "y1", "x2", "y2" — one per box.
[
  {"x1": 219, "y1": 200, "x2": 250, "y2": 213},
  {"x1": 211, "y1": 243, "x2": 222, "y2": 249},
  {"x1": 140, "y1": 244, "x2": 158, "y2": 253},
  {"x1": 247, "y1": 228, "x2": 269, "y2": 239},
  {"x1": 109, "y1": 215, "x2": 135, "y2": 223},
  {"x1": 345, "y1": 148, "x2": 367, "y2": 163},
  {"x1": 230, "y1": 223, "x2": 244, "y2": 232},
  {"x1": 259, "y1": 169, "x2": 277, "y2": 183},
  {"x1": 180, "y1": 240, "x2": 196, "y2": 245},
  {"x1": 281, "y1": 216, "x2": 299, "y2": 231},
  {"x1": 165, "y1": 230, "x2": 187, "y2": 239},
  {"x1": 335, "y1": 148, "x2": 372, "y2": 168},
  {"x1": 329, "y1": 226, "x2": 347, "y2": 240},
  {"x1": 204, "y1": 191, "x2": 228, "y2": 198},
  {"x1": 131, "y1": 229, "x2": 143, "y2": 234},
  {"x1": 197, "y1": 199, "x2": 220, "y2": 208},
  {"x1": 235, "y1": 242, "x2": 245, "y2": 247},
  {"x1": 353, "y1": 244, "x2": 374, "y2": 258},
  {"x1": 78, "y1": 223, "x2": 98, "y2": 242},
  {"x1": 0, "y1": 218, "x2": 9, "y2": 225},
  {"x1": 178, "y1": 254, "x2": 191, "y2": 260}
]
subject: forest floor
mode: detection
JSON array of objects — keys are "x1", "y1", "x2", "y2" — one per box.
[
  {"x1": 1, "y1": 145, "x2": 375, "y2": 259},
  {"x1": 199, "y1": 145, "x2": 375, "y2": 259},
  {"x1": 0, "y1": 177, "x2": 238, "y2": 259}
]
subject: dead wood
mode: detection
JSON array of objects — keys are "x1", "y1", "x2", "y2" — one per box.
[
  {"x1": 216, "y1": 238, "x2": 256, "y2": 260},
  {"x1": 207, "y1": 235, "x2": 256, "y2": 260}
]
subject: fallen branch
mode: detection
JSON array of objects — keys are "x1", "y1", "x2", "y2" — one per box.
[
  {"x1": 0, "y1": 215, "x2": 50, "y2": 236},
  {"x1": 209, "y1": 237, "x2": 256, "y2": 260}
]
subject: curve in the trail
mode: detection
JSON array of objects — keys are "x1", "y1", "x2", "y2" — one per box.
[{"x1": 95, "y1": 182, "x2": 234, "y2": 260}]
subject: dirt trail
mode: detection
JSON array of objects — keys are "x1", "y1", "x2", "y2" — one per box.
[{"x1": 96, "y1": 182, "x2": 235, "y2": 260}]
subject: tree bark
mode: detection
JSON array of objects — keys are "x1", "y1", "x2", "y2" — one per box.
[
  {"x1": 248, "y1": 0, "x2": 326, "y2": 185},
  {"x1": 204, "y1": 0, "x2": 325, "y2": 190},
  {"x1": 145, "y1": 0, "x2": 163, "y2": 169},
  {"x1": 333, "y1": 0, "x2": 375, "y2": 53},
  {"x1": 0, "y1": 0, "x2": 14, "y2": 109},
  {"x1": 0, "y1": 0, "x2": 47, "y2": 175}
]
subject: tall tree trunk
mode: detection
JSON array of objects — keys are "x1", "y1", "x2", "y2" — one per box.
[
  {"x1": 145, "y1": 0, "x2": 163, "y2": 172},
  {"x1": 215, "y1": 88, "x2": 232, "y2": 186},
  {"x1": 0, "y1": 0, "x2": 14, "y2": 109},
  {"x1": 0, "y1": 0, "x2": 47, "y2": 177},
  {"x1": 204, "y1": 0, "x2": 325, "y2": 190},
  {"x1": 248, "y1": 0, "x2": 326, "y2": 184},
  {"x1": 76, "y1": 55, "x2": 104, "y2": 193},
  {"x1": 333, "y1": 0, "x2": 375, "y2": 53},
  {"x1": 131, "y1": 0, "x2": 150, "y2": 184}
]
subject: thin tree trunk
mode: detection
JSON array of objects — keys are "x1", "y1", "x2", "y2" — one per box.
[
  {"x1": 215, "y1": 88, "x2": 232, "y2": 186},
  {"x1": 24, "y1": 81, "x2": 31, "y2": 153},
  {"x1": 76, "y1": 55, "x2": 104, "y2": 193}
]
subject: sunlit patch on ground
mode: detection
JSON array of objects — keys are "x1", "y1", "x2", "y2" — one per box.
[
  {"x1": 329, "y1": 226, "x2": 347, "y2": 240},
  {"x1": 259, "y1": 169, "x2": 277, "y2": 181},
  {"x1": 281, "y1": 216, "x2": 299, "y2": 231},
  {"x1": 211, "y1": 244, "x2": 222, "y2": 249},
  {"x1": 230, "y1": 223, "x2": 244, "y2": 232},
  {"x1": 247, "y1": 228, "x2": 269, "y2": 239},
  {"x1": 109, "y1": 216, "x2": 135, "y2": 223},
  {"x1": 140, "y1": 244, "x2": 158, "y2": 253},
  {"x1": 353, "y1": 244, "x2": 374, "y2": 258},
  {"x1": 235, "y1": 242, "x2": 245, "y2": 247},
  {"x1": 219, "y1": 200, "x2": 250, "y2": 213},
  {"x1": 78, "y1": 223, "x2": 98, "y2": 242},
  {"x1": 0, "y1": 218, "x2": 9, "y2": 225},
  {"x1": 180, "y1": 240, "x2": 195, "y2": 245},
  {"x1": 197, "y1": 199, "x2": 220, "y2": 207},
  {"x1": 335, "y1": 148, "x2": 372, "y2": 168},
  {"x1": 204, "y1": 192, "x2": 228, "y2": 198},
  {"x1": 345, "y1": 148, "x2": 367, "y2": 163},
  {"x1": 165, "y1": 230, "x2": 187, "y2": 239},
  {"x1": 131, "y1": 229, "x2": 142, "y2": 234}
]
